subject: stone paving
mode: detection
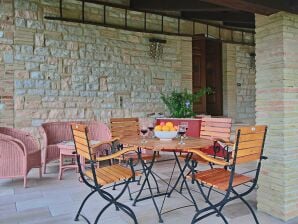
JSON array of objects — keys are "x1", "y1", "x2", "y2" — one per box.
[{"x1": 0, "y1": 158, "x2": 297, "y2": 224}]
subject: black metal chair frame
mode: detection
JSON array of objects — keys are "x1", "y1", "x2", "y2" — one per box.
[
  {"x1": 189, "y1": 127, "x2": 268, "y2": 224},
  {"x1": 71, "y1": 125, "x2": 139, "y2": 224},
  {"x1": 111, "y1": 145, "x2": 161, "y2": 202},
  {"x1": 172, "y1": 141, "x2": 231, "y2": 195}
]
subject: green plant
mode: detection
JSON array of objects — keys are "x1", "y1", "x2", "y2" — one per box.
[{"x1": 160, "y1": 88, "x2": 212, "y2": 118}]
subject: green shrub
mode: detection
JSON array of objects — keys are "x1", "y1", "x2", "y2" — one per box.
[{"x1": 160, "y1": 88, "x2": 212, "y2": 118}]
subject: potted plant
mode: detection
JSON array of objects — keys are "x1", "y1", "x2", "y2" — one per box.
[
  {"x1": 160, "y1": 88, "x2": 212, "y2": 118},
  {"x1": 158, "y1": 88, "x2": 212, "y2": 137}
]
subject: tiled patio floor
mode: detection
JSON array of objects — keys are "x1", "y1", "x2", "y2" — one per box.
[{"x1": 0, "y1": 157, "x2": 296, "y2": 224}]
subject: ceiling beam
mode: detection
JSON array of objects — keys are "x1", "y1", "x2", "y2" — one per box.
[
  {"x1": 243, "y1": 0, "x2": 298, "y2": 14},
  {"x1": 182, "y1": 11, "x2": 254, "y2": 23},
  {"x1": 223, "y1": 21, "x2": 255, "y2": 29},
  {"x1": 199, "y1": 0, "x2": 280, "y2": 15},
  {"x1": 130, "y1": 0, "x2": 234, "y2": 12},
  {"x1": 200, "y1": 0, "x2": 298, "y2": 15}
]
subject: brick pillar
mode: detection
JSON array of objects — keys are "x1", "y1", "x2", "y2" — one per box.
[{"x1": 255, "y1": 12, "x2": 298, "y2": 221}]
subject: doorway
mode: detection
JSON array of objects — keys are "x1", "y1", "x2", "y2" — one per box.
[{"x1": 192, "y1": 35, "x2": 223, "y2": 116}]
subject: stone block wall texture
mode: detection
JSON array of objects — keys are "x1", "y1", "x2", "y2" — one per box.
[
  {"x1": 0, "y1": 0, "x2": 192, "y2": 138},
  {"x1": 222, "y1": 43, "x2": 256, "y2": 125},
  {"x1": 222, "y1": 44, "x2": 237, "y2": 121},
  {"x1": 0, "y1": 1, "x2": 14, "y2": 127},
  {"x1": 256, "y1": 12, "x2": 298, "y2": 221},
  {"x1": 0, "y1": 0, "x2": 254, "y2": 141}
]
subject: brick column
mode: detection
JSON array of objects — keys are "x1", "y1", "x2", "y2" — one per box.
[{"x1": 255, "y1": 12, "x2": 298, "y2": 221}]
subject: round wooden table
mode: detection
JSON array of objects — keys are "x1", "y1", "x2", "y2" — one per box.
[
  {"x1": 121, "y1": 136, "x2": 213, "y2": 152},
  {"x1": 120, "y1": 136, "x2": 213, "y2": 223}
]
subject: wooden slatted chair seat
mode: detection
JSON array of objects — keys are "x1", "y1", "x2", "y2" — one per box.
[
  {"x1": 71, "y1": 123, "x2": 138, "y2": 224},
  {"x1": 85, "y1": 164, "x2": 141, "y2": 186},
  {"x1": 187, "y1": 125, "x2": 268, "y2": 224},
  {"x1": 189, "y1": 168, "x2": 252, "y2": 191}
]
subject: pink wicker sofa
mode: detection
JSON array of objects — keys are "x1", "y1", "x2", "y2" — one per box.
[
  {"x1": 41, "y1": 121, "x2": 111, "y2": 174},
  {"x1": 0, "y1": 127, "x2": 42, "y2": 187}
]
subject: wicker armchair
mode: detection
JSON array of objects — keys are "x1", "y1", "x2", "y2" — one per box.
[
  {"x1": 41, "y1": 121, "x2": 112, "y2": 174},
  {"x1": 0, "y1": 127, "x2": 42, "y2": 187}
]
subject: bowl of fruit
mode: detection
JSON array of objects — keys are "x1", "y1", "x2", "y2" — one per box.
[{"x1": 154, "y1": 122, "x2": 178, "y2": 140}]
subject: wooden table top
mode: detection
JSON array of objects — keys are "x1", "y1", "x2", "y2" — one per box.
[{"x1": 120, "y1": 137, "x2": 213, "y2": 152}]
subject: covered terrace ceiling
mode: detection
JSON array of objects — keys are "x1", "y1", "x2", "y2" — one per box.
[{"x1": 130, "y1": 0, "x2": 298, "y2": 29}]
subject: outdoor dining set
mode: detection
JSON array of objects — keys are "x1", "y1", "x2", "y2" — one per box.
[{"x1": 0, "y1": 117, "x2": 268, "y2": 224}]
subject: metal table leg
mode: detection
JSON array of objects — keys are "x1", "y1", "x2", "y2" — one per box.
[
  {"x1": 133, "y1": 150, "x2": 166, "y2": 223},
  {"x1": 166, "y1": 152, "x2": 198, "y2": 211},
  {"x1": 133, "y1": 150, "x2": 200, "y2": 223}
]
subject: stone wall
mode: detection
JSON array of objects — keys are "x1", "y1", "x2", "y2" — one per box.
[
  {"x1": 222, "y1": 44, "x2": 237, "y2": 121},
  {"x1": 0, "y1": 0, "x2": 193, "y2": 138},
  {"x1": 0, "y1": 1, "x2": 14, "y2": 127},
  {"x1": 235, "y1": 45, "x2": 256, "y2": 124},
  {"x1": 0, "y1": 0, "x2": 255, "y2": 138},
  {"x1": 256, "y1": 12, "x2": 298, "y2": 221},
  {"x1": 180, "y1": 39, "x2": 192, "y2": 90},
  {"x1": 222, "y1": 43, "x2": 255, "y2": 124}
]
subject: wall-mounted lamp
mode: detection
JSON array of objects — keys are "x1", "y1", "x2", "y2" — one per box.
[
  {"x1": 149, "y1": 38, "x2": 166, "y2": 61},
  {"x1": 249, "y1": 52, "x2": 256, "y2": 71}
]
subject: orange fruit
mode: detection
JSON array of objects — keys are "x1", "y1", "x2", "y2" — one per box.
[
  {"x1": 165, "y1": 122, "x2": 174, "y2": 128},
  {"x1": 160, "y1": 122, "x2": 165, "y2": 126},
  {"x1": 174, "y1": 126, "x2": 178, "y2": 131},
  {"x1": 169, "y1": 127, "x2": 176, "y2": 131},
  {"x1": 154, "y1": 125, "x2": 162, "y2": 131},
  {"x1": 162, "y1": 126, "x2": 170, "y2": 131}
]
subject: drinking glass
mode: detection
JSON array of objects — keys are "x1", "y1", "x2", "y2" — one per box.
[
  {"x1": 148, "y1": 126, "x2": 155, "y2": 138},
  {"x1": 180, "y1": 122, "x2": 189, "y2": 139},
  {"x1": 178, "y1": 125, "x2": 186, "y2": 145},
  {"x1": 140, "y1": 128, "x2": 148, "y2": 143}
]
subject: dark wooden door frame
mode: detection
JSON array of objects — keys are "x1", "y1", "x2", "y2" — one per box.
[
  {"x1": 192, "y1": 35, "x2": 207, "y2": 115},
  {"x1": 192, "y1": 34, "x2": 223, "y2": 116}
]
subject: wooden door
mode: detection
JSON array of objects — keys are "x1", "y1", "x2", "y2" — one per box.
[
  {"x1": 192, "y1": 35, "x2": 223, "y2": 116},
  {"x1": 192, "y1": 35, "x2": 206, "y2": 114},
  {"x1": 206, "y1": 39, "x2": 223, "y2": 116}
]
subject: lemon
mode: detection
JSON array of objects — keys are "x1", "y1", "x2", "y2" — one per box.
[{"x1": 169, "y1": 127, "x2": 176, "y2": 131}]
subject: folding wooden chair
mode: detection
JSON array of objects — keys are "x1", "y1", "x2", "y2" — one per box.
[
  {"x1": 195, "y1": 117, "x2": 232, "y2": 163},
  {"x1": 110, "y1": 118, "x2": 159, "y2": 162},
  {"x1": 187, "y1": 125, "x2": 268, "y2": 223},
  {"x1": 110, "y1": 117, "x2": 160, "y2": 192},
  {"x1": 176, "y1": 117, "x2": 232, "y2": 194},
  {"x1": 71, "y1": 123, "x2": 140, "y2": 224}
]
